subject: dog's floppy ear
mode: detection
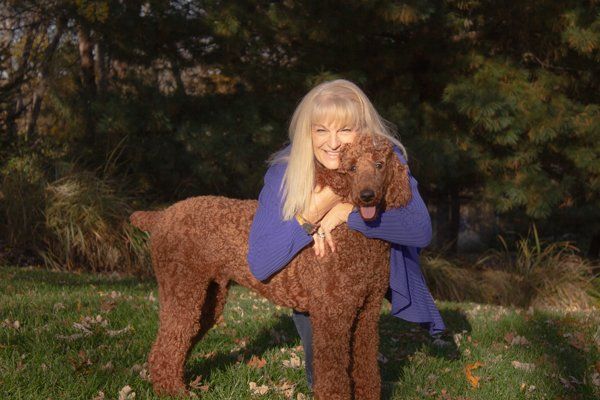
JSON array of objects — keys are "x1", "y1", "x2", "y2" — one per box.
[
  {"x1": 315, "y1": 161, "x2": 350, "y2": 198},
  {"x1": 384, "y1": 155, "x2": 412, "y2": 209}
]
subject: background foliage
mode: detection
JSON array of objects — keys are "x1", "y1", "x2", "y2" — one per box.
[{"x1": 1, "y1": 0, "x2": 599, "y2": 271}]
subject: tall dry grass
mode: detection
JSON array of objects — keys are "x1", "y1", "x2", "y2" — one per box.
[
  {"x1": 423, "y1": 225, "x2": 598, "y2": 310},
  {"x1": 41, "y1": 170, "x2": 151, "y2": 274}
]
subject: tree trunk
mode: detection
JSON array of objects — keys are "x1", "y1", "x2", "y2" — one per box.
[
  {"x1": 77, "y1": 24, "x2": 96, "y2": 145},
  {"x1": 448, "y1": 187, "x2": 460, "y2": 254},
  {"x1": 434, "y1": 190, "x2": 461, "y2": 254},
  {"x1": 25, "y1": 18, "x2": 65, "y2": 143},
  {"x1": 587, "y1": 231, "x2": 600, "y2": 274},
  {"x1": 171, "y1": 62, "x2": 186, "y2": 97},
  {"x1": 94, "y1": 42, "x2": 107, "y2": 95}
]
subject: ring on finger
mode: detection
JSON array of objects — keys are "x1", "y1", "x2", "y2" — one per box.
[{"x1": 317, "y1": 231, "x2": 326, "y2": 238}]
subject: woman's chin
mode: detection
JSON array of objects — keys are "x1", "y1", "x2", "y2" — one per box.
[{"x1": 316, "y1": 157, "x2": 340, "y2": 170}]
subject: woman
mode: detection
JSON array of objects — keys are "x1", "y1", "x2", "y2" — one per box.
[{"x1": 247, "y1": 79, "x2": 445, "y2": 389}]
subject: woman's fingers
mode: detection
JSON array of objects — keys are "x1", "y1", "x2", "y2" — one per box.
[
  {"x1": 325, "y1": 233, "x2": 335, "y2": 253},
  {"x1": 313, "y1": 231, "x2": 329, "y2": 257},
  {"x1": 312, "y1": 233, "x2": 323, "y2": 257}
]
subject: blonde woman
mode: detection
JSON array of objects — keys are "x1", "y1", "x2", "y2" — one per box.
[{"x1": 247, "y1": 79, "x2": 445, "y2": 389}]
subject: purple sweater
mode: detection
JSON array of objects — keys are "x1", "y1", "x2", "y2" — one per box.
[{"x1": 247, "y1": 147, "x2": 445, "y2": 335}]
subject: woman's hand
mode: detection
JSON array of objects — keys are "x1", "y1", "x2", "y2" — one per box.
[
  {"x1": 312, "y1": 202, "x2": 354, "y2": 257},
  {"x1": 304, "y1": 185, "x2": 342, "y2": 225}
]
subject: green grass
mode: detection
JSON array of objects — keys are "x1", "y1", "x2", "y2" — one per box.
[{"x1": 1, "y1": 266, "x2": 598, "y2": 400}]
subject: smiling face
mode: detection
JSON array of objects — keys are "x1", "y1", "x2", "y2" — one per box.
[{"x1": 311, "y1": 120, "x2": 359, "y2": 169}]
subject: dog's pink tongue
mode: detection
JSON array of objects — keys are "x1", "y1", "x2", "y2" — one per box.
[{"x1": 360, "y1": 206, "x2": 376, "y2": 220}]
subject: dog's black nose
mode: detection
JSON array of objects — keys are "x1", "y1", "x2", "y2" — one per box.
[{"x1": 359, "y1": 189, "x2": 375, "y2": 203}]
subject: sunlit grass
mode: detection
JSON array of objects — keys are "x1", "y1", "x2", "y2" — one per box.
[{"x1": 1, "y1": 265, "x2": 599, "y2": 399}]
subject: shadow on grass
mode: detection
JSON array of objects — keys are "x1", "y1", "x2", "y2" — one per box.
[
  {"x1": 379, "y1": 308, "x2": 470, "y2": 399},
  {"x1": 523, "y1": 312, "x2": 597, "y2": 398},
  {"x1": 1, "y1": 265, "x2": 155, "y2": 290},
  {"x1": 185, "y1": 307, "x2": 471, "y2": 399}
]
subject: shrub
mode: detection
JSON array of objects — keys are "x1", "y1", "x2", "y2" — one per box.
[
  {"x1": 40, "y1": 171, "x2": 151, "y2": 275},
  {"x1": 0, "y1": 154, "x2": 48, "y2": 263}
]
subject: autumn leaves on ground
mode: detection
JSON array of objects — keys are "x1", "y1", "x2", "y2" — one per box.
[{"x1": 0, "y1": 266, "x2": 598, "y2": 400}]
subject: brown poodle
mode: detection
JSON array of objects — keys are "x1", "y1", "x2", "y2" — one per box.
[{"x1": 129, "y1": 135, "x2": 411, "y2": 400}]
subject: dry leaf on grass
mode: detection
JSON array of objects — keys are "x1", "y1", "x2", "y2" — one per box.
[
  {"x1": 566, "y1": 332, "x2": 589, "y2": 352},
  {"x1": 512, "y1": 361, "x2": 536, "y2": 372},
  {"x1": 2, "y1": 319, "x2": 21, "y2": 330},
  {"x1": 590, "y1": 372, "x2": 600, "y2": 387},
  {"x1": 465, "y1": 361, "x2": 484, "y2": 388},
  {"x1": 274, "y1": 380, "x2": 295, "y2": 399},
  {"x1": 282, "y1": 353, "x2": 302, "y2": 369},
  {"x1": 297, "y1": 394, "x2": 307, "y2": 400},
  {"x1": 92, "y1": 391, "x2": 105, "y2": 400},
  {"x1": 504, "y1": 332, "x2": 530, "y2": 346},
  {"x1": 247, "y1": 355, "x2": 267, "y2": 369},
  {"x1": 118, "y1": 385, "x2": 135, "y2": 400},
  {"x1": 107, "y1": 325, "x2": 133, "y2": 337},
  {"x1": 189, "y1": 375, "x2": 209, "y2": 391},
  {"x1": 249, "y1": 381, "x2": 269, "y2": 395}
]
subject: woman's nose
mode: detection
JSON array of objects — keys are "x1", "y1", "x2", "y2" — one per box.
[{"x1": 328, "y1": 132, "x2": 340, "y2": 148}]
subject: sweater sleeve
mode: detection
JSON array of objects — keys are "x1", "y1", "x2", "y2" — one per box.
[
  {"x1": 247, "y1": 164, "x2": 314, "y2": 281},
  {"x1": 347, "y1": 148, "x2": 433, "y2": 248}
]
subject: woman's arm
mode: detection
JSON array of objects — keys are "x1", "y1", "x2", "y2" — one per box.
[
  {"x1": 346, "y1": 149, "x2": 433, "y2": 248},
  {"x1": 247, "y1": 164, "x2": 314, "y2": 281}
]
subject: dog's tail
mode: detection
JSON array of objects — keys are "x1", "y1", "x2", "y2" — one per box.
[{"x1": 129, "y1": 210, "x2": 163, "y2": 234}]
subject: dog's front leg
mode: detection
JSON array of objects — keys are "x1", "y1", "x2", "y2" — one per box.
[
  {"x1": 310, "y1": 307, "x2": 356, "y2": 400},
  {"x1": 350, "y1": 292, "x2": 385, "y2": 400}
]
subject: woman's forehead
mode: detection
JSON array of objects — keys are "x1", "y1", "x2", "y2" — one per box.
[{"x1": 311, "y1": 115, "x2": 359, "y2": 129}]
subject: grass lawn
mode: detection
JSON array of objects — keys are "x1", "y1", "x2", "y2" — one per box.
[{"x1": 0, "y1": 265, "x2": 598, "y2": 400}]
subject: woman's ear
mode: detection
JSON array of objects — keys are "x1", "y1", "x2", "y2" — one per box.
[
  {"x1": 315, "y1": 163, "x2": 350, "y2": 198},
  {"x1": 384, "y1": 155, "x2": 412, "y2": 209}
]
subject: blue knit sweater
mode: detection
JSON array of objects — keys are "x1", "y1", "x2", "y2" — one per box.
[{"x1": 246, "y1": 147, "x2": 446, "y2": 335}]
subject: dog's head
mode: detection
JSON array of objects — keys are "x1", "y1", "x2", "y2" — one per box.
[{"x1": 315, "y1": 134, "x2": 412, "y2": 221}]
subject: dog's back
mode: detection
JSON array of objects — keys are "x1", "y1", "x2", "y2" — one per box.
[{"x1": 135, "y1": 195, "x2": 390, "y2": 314}]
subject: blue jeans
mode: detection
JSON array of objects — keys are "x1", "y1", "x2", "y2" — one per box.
[{"x1": 292, "y1": 310, "x2": 313, "y2": 389}]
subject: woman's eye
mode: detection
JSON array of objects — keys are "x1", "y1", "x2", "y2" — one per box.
[
  {"x1": 350, "y1": 165, "x2": 357, "y2": 172},
  {"x1": 375, "y1": 162, "x2": 383, "y2": 169}
]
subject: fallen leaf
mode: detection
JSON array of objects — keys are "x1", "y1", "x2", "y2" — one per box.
[
  {"x1": 118, "y1": 385, "x2": 135, "y2": 400},
  {"x1": 274, "y1": 380, "x2": 295, "y2": 399},
  {"x1": 107, "y1": 325, "x2": 133, "y2": 337},
  {"x1": 567, "y1": 332, "x2": 589, "y2": 352},
  {"x1": 100, "y1": 299, "x2": 117, "y2": 313},
  {"x1": 512, "y1": 361, "x2": 535, "y2": 372},
  {"x1": 590, "y1": 372, "x2": 600, "y2": 387},
  {"x1": 297, "y1": 393, "x2": 307, "y2": 400},
  {"x1": 249, "y1": 381, "x2": 269, "y2": 395},
  {"x1": 92, "y1": 391, "x2": 106, "y2": 400},
  {"x1": 101, "y1": 361, "x2": 114, "y2": 371},
  {"x1": 282, "y1": 353, "x2": 302, "y2": 369},
  {"x1": 465, "y1": 361, "x2": 484, "y2": 388},
  {"x1": 190, "y1": 375, "x2": 204, "y2": 390},
  {"x1": 247, "y1": 355, "x2": 267, "y2": 369}
]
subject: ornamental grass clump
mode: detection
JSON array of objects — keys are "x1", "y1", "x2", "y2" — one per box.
[
  {"x1": 41, "y1": 171, "x2": 151, "y2": 275},
  {"x1": 494, "y1": 225, "x2": 598, "y2": 310},
  {"x1": 422, "y1": 254, "x2": 525, "y2": 306}
]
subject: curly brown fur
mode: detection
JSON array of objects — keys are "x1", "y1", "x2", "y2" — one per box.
[{"x1": 130, "y1": 135, "x2": 411, "y2": 400}]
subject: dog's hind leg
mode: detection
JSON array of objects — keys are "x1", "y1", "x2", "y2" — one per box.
[
  {"x1": 350, "y1": 292, "x2": 384, "y2": 400},
  {"x1": 148, "y1": 261, "x2": 218, "y2": 397}
]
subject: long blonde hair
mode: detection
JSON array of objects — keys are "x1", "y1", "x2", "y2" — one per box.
[{"x1": 270, "y1": 79, "x2": 407, "y2": 220}]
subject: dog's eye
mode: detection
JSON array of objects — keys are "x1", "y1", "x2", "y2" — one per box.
[
  {"x1": 349, "y1": 165, "x2": 357, "y2": 172},
  {"x1": 375, "y1": 162, "x2": 383, "y2": 170}
]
